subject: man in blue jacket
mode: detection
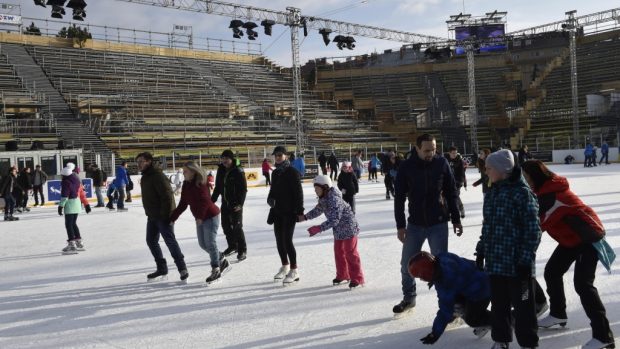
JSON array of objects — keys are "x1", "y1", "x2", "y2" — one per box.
[
  {"x1": 114, "y1": 161, "x2": 129, "y2": 211},
  {"x1": 408, "y1": 251, "x2": 491, "y2": 345},
  {"x1": 393, "y1": 133, "x2": 463, "y2": 315}
]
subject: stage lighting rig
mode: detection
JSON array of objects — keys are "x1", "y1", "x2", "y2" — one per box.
[
  {"x1": 66, "y1": 0, "x2": 87, "y2": 21},
  {"x1": 242, "y1": 21, "x2": 259, "y2": 40},
  {"x1": 261, "y1": 19, "x2": 275, "y2": 35},
  {"x1": 229, "y1": 19, "x2": 244, "y2": 39},
  {"x1": 318, "y1": 28, "x2": 332, "y2": 46}
]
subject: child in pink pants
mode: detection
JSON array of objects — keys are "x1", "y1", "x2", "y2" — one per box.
[{"x1": 300, "y1": 175, "x2": 365, "y2": 289}]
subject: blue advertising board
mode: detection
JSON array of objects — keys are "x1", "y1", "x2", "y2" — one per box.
[{"x1": 47, "y1": 178, "x2": 93, "y2": 202}]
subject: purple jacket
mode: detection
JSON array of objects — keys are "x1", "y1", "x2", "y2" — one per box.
[
  {"x1": 305, "y1": 187, "x2": 360, "y2": 240},
  {"x1": 61, "y1": 174, "x2": 80, "y2": 199}
]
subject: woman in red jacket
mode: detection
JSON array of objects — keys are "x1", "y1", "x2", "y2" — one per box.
[
  {"x1": 170, "y1": 161, "x2": 230, "y2": 284},
  {"x1": 522, "y1": 160, "x2": 614, "y2": 349}
]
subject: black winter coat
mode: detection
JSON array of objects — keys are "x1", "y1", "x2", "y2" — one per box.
[
  {"x1": 0, "y1": 174, "x2": 21, "y2": 197},
  {"x1": 446, "y1": 153, "x2": 466, "y2": 188},
  {"x1": 394, "y1": 152, "x2": 461, "y2": 228},
  {"x1": 337, "y1": 171, "x2": 358, "y2": 199},
  {"x1": 91, "y1": 168, "x2": 104, "y2": 187},
  {"x1": 139, "y1": 164, "x2": 176, "y2": 221},
  {"x1": 328, "y1": 154, "x2": 339, "y2": 170},
  {"x1": 268, "y1": 161, "x2": 304, "y2": 217},
  {"x1": 213, "y1": 165, "x2": 247, "y2": 209}
]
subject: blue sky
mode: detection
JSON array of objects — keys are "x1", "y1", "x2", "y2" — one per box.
[{"x1": 17, "y1": 0, "x2": 616, "y2": 66}]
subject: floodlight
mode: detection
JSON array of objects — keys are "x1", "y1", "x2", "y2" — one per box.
[
  {"x1": 319, "y1": 28, "x2": 332, "y2": 46},
  {"x1": 66, "y1": 0, "x2": 87, "y2": 21},
  {"x1": 229, "y1": 20, "x2": 244, "y2": 39},
  {"x1": 261, "y1": 20, "x2": 275, "y2": 36},
  {"x1": 343, "y1": 36, "x2": 356, "y2": 50},
  {"x1": 333, "y1": 35, "x2": 346, "y2": 50},
  {"x1": 46, "y1": 0, "x2": 66, "y2": 18},
  {"x1": 242, "y1": 21, "x2": 259, "y2": 40},
  {"x1": 33, "y1": 0, "x2": 46, "y2": 7}
]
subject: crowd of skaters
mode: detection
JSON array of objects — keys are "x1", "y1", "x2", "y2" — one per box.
[{"x1": 0, "y1": 135, "x2": 616, "y2": 348}]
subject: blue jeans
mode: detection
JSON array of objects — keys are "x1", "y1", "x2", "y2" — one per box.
[
  {"x1": 197, "y1": 215, "x2": 221, "y2": 268},
  {"x1": 95, "y1": 186, "x2": 104, "y2": 206},
  {"x1": 400, "y1": 222, "x2": 449, "y2": 301},
  {"x1": 146, "y1": 218, "x2": 186, "y2": 272}
]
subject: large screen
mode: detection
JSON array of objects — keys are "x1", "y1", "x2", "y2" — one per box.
[{"x1": 455, "y1": 24, "x2": 506, "y2": 54}]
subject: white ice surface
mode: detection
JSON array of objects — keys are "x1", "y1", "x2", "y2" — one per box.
[{"x1": 1, "y1": 164, "x2": 619, "y2": 349}]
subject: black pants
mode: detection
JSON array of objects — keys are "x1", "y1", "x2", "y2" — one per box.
[
  {"x1": 13, "y1": 189, "x2": 24, "y2": 208},
  {"x1": 146, "y1": 218, "x2": 186, "y2": 272},
  {"x1": 599, "y1": 153, "x2": 609, "y2": 164},
  {"x1": 320, "y1": 165, "x2": 327, "y2": 175},
  {"x1": 384, "y1": 175, "x2": 394, "y2": 197},
  {"x1": 33, "y1": 185, "x2": 45, "y2": 205},
  {"x1": 545, "y1": 244, "x2": 614, "y2": 343},
  {"x1": 273, "y1": 214, "x2": 297, "y2": 268},
  {"x1": 489, "y1": 275, "x2": 538, "y2": 347},
  {"x1": 369, "y1": 168, "x2": 377, "y2": 180},
  {"x1": 64, "y1": 213, "x2": 81, "y2": 241},
  {"x1": 221, "y1": 205, "x2": 247, "y2": 253},
  {"x1": 263, "y1": 172, "x2": 271, "y2": 186},
  {"x1": 456, "y1": 186, "x2": 464, "y2": 217},
  {"x1": 330, "y1": 168, "x2": 338, "y2": 180},
  {"x1": 343, "y1": 194, "x2": 356, "y2": 214},
  {"x1": 458, "y1": 297, "x2": 492, "y2": 328},
  {"x1": 3, "y1": 193, "x2": 15, "y2": 216}
]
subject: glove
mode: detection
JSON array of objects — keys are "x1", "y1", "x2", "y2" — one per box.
[
  {"x1": 267, "y1": 198, "x2": 275, "y2": 208},
  {"x1": 308, "y1": 226, "x2": 321, "y2": 237},
  {"x1": 475, "y1": 253, "x2": 484, "y2": 271},
  {"x1": 516, "y1": 264, "x2": 531, "y2": 281},
  {"x1": 58, "y1": 206, "x2": 63, "y2": 216},
  {"x1": 85, "y1": 205, "x2": 91, "y2": 214},
  {"x1": 420, "y1": 332, "x2": 439, "y2": 345},
  {"x1": 341, "y1": 189, "x2": 346, "y2": 195}
]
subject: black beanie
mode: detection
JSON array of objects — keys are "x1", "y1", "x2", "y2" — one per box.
[{"x1": 221, "y1": 149, "x2": 235, "y2": 160}]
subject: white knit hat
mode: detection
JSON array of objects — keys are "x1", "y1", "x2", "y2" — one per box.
[
  {"x1": 66, "y1": 162, "x2": 76, "y2": 170},
  {"x1": 313, "y1": 175, "x2": 332, "y2": 188},
  {"x1": 486, "y1": 149, "x2": 515, "y2": 175},
  {"x1": 60, "y1": 166, "x2": 73, "y2": 176}
]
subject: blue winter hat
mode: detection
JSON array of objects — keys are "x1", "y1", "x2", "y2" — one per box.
[{"x1": 486, "y1": 149, "x2": 515, "y2": 175}]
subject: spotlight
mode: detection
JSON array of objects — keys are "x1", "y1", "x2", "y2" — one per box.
[
  {"x1": 301, "y1": 17, "x2": 308, "y2": 37},
  {"x1": 46, "y1": 0, "x2": 66, "y2": 18},
  {"x1": 261, "y1": 20, "x2": 275, "y2": 36},
  {"x1": 319, "y1": 28, "x2": 332, "y2": 46},
  {"x1": 338, "y1": 36, "x2": 355, "y2": 50},
  {"x1": 333, "y1": 35, "x2": 346, "y2": 50},
  {"x1": 33, "y1": 0, "x2": 46, "y2": 7},
  {"x1": 242, "y1": 21, "x2": 259, "y2": 40},
  {"x1": 229, "y1": 19, "x2": 244, "y2": 39},
  {"x1": 66, "y1": 0, "x2": 87, "y2": 21}
]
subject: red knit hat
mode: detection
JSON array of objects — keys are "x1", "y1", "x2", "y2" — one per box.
[{"x1": 408, "y1": 251, "x2": 436, "y2": 282}]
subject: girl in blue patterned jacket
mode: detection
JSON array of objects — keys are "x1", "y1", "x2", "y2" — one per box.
[
  {"x1": 475, "y1": 149, "x2": 542, "y2": 349},
  {"x1": 299, "y1": 175, "x2": 365, "y2": 289}
]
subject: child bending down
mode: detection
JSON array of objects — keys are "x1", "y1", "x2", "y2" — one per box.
[{"x1": 299, "y1": 175, "x2": 365, "y2": 289}]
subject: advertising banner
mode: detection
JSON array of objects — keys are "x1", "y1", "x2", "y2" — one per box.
[{"x1": 0, "y1": 14, "x2": 21, "y2": 25}]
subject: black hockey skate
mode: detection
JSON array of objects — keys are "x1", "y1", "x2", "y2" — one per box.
[
  {"x1": 393, "y1": 299, "x2": 415, "y2": 319},
  {"x1": 147, "y1": 270, "x2": 168, "y2": 282}
]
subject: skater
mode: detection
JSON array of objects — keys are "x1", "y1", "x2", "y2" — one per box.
[
  {"x1": 473, "y1": 148, "x2": 491, "y2": 195},
  {"x1": 599, "y1": 142, "x2": 609, "y2": 165},
  {"x1": 170, "y1": 161, "x2": 230, "y2": 284},
  {"x1": 393, "y1": 133, "x2": 463, "y2": 316},
  {"x1": 0, "y1": 166, "x2": 21, "y2": 221},
  {"x1": 299, "y1": 175, "x2": 364, "y2": 289},
  {"x1": 172, "y1": 169, "x2": 183, "y2": 195},
  {"x1": 211, "y1": 150, "x2": 248, "y2": 262},
  {"x1": 32, "y1": 165, "x2": 48, "y2": 207},
  {"x1": 262, "y1": 158, "x2": 273, "y2": 186},
  {"x1": 125, "y1": 174, "x2": 133, "y2": 203},
  {"x1": 382, "y1": 152, "x2": 397, "y2": 200},
  {"x1": 522, "y1": 160, "x2": 615, "y2": 349},
  {"x1": 58, "y1": 164, "x2": 85, "y2": 254},
  {"x1": 328, "y1": 152, "x2": 339, "y2": 181},
  {"x1": 584, "y1": 142, "x2": 594, "y2": 168},
  {"x1": 408, "y1": 251, "x2": 491, "y2": 344},
  {"x1": 15, "y1": 167, "x2": 33, "y2": 212},
  {"x1": 267, "y1": 145, "x2": 304, "y2": 285},
  {"x1": 368, "y1": 154, "x2": 379, "y2": 182},
  {"x1": 89, "y1": 164, "x2": 106, "y2": 207},
  {"x1": 337, "y1": 161, "x2": 359, "y2": 214},
  {"x1": 351, "y1": 150, "x2": 364, "y2": 180},
  {"x1": 475, "y1": 149, "x2": 541, "y2": 349},
  {"x1": 114, "y1": 161, "x2": 129, "y2": 211},
  {"x1": 105, "y1": 181, "x2": 117, "y2": 210},
  {"x1": 518, "y1": 145, "x2": 533, "y2": 166},
  {"x1": 445, "y1": 146, "x2": 467, "y2": 218},
  {"x1": 136, "y1": 152, "x2": 188, "y2": 282},
  {"x1": 318, "y1": 151, "x2": 328, "y2": 175},
  {"x1": 291, "y1": 153, "x2": 306, "y2": 177},
  {"x1": 207, "y1": 171, "x2": 215, "y2": 193}
]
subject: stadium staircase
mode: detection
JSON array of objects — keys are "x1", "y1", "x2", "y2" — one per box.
[{"x1": 1, "y1": 43, "x2": 114, "y2": 172}]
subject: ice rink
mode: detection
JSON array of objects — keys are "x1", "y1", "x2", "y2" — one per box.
[{"x1": 1, "y1": 164, "x2": 619, "y2": 349}]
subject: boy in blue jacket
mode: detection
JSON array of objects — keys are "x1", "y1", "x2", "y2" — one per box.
[{"x1": 408, "y1": 251, "x2": 491, "y2": 345}]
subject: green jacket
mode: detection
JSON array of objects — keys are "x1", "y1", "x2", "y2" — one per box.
[{"x1": 139, "y1": 165, "x2": 176, "y2": 220}]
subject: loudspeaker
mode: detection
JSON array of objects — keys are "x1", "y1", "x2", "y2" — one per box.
[
  {"x1": 57, "y1": 140, "x2": 65, "y2": 150},
  {"x1": 30, "y1": 140, "x2": 44, "y2": 150},
  {"x1": 5, "y1": 140, "x2": 17, "y2": 151}
]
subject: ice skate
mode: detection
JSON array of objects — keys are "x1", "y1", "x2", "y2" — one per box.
[
  {"x1": 179, "y1": 269, "x2": 189, "y2": 283},
  {"x1": 237, "y1": 252, "x2": 247, "y2": 262},
  {"x1": 220, "y1": 258, "x2": 231, "y2": 275},
  {"x1": 117, "y1": 207, "x2": 129, "y2": 212},
  {"x1": 445, "y1": 316, "x2": 464, "y2": 330},
  {"x1": 348, "y1": 281, "x2": 362, "y2": 290},
  {"x1": 473, "y1": 326, "x2": 490, "y2": 339},
  {"x1": 581, "y1": 338, "x2": 616, "y2": 349},
  {"x1": 536, "y1": 302, "x2": 549, "y2": 318},
  {"x1": 392, "y1": 299, "x2": 415, "y2": 319},
  {"x1": 274, "y1": 265, "x2": 290, "y2": 281},
  {"x1": 147, "y1": 270, "x2": 168, "y2": 282},
  {"x1": 205, "y1": 267, "x2": 221, "y2": 284},
  {"x1": 491, "y1": 342, "x2": 509, "y2": 349},
  {"x1": 332, "y1": 278, "x2": 349, "y2": 286},
  {"x1": 282, "y1": 269, "x2": 299, "y2": 286},
  {"x1": 538, "y1": 315, "x2": 567, "y2": 329},
  {"x1": 221, "y1": 247, "x2": 237, "y2": 258},
  {"x1": 74, "y1": 239, "x2": 85, "y2": 251},
  {"x1": 61, "y1": 241, "x2": 78, "y2": 255}
]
